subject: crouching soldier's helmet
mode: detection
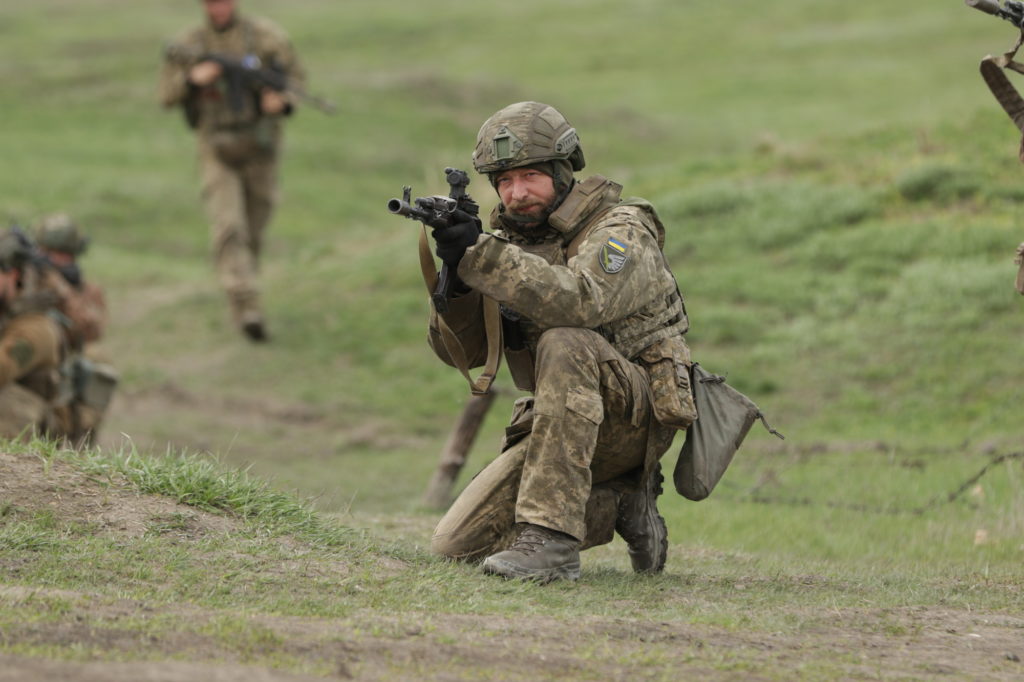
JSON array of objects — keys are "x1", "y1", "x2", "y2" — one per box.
[
  {"x1": 472, "y1": 101, "x2": 586, "y2": 176},
  {"x1": 33, "y1": 213, "x2": 88, "y2": 256}
]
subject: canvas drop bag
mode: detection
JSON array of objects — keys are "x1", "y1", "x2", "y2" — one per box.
[{"x1": 674, "y1": 363, "x2": 784, "y2": 501}]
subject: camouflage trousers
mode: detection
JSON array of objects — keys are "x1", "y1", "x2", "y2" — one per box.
[
  {"x1": 0, "y1": 314, "x2": 62, "y2": 389},
  {"x1": 198, "y1": 136, "x2": 278, "y2": 323},
  {"x1": 432, "y1": 327, "x2": 676, "y2": 559},
  {"x1": 0, "y1": 384, "x2": 47, "y2": 439},
  {"x1": 0, "y1": 313, "x2": 63, "y2": 439}
]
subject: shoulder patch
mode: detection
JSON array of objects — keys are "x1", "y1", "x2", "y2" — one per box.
[
  {"x1": 599, "y1": 238, "x2": 628, "y2": 274},
  {"x1": 7, "y1": 339, "x2": 34, "y2": 370}
]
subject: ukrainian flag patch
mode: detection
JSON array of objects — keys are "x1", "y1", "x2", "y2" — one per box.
[{"x1": 599, "y1": 238, "x2": 628, "y2": 273}]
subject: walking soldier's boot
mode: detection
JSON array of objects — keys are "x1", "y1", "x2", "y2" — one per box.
[
  {"x1": 615, "y1": 462, "x2": 668, "y2": 573},
  {"x1": 482, "y1": 524, "x2": 581, "y2": 583}
]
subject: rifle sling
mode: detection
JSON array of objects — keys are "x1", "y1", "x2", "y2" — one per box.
[
  {"x1": 419, "y1": 227, "x2": 501, "y2": 395},
  {"x1": 979, "y1": 32, "x2": 1024, "y2": 161}
]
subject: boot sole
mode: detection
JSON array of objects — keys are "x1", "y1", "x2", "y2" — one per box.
[{"x1": 481, "y1": 556, "x2": 581, "y2": 583}]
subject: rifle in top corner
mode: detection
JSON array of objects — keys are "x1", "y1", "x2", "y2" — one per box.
[
  {"x1": 966, "y1": 0, "x2": 1024, "y2": 28},
  {"x1": 164, "y1": 44, "x2": 336, "y2": 115}
]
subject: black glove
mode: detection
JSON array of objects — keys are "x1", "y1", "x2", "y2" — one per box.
[{"x1": 432, "y1": 210, "x2": 481, "y2": 268}]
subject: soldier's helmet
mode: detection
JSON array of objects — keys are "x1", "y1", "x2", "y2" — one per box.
[
  {"x1": 0, "y1": 229, "x2": 32, "y2": 272},
  {"x1": 472, "y1": 101, "x2": 585, "y2": 175},
  {"x1": 33, "y1": 213, "x2": 88, "y2": 256}
]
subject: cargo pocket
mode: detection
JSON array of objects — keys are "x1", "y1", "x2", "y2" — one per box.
[
  {"x1": 566, "y1": 388, "x2": 605, "y2": 426},
  {"x1": 501, "y1": 396, "x2": 534, "y2": 452},
  {"x1": 639, "y1": 336, "x2": 697, "y2": 430}
]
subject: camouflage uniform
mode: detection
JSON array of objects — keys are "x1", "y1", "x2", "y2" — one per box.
[
  {"x1": 33, "y1": 215, "x2": 117, "y2": 446},
  {"x1": 0, "y1": 231, "x2": 66, "y2": 439},
  {"x1": 429, "y1": 103, "x2": 694, "y2": 577},
  {"x1": 158, "y1": 12, "x2": 305, "y2": 335}
]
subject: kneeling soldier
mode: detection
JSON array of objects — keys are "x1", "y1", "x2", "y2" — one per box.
[{"x1": 428, "y1": 102, "x2": 696, "y2": 582}]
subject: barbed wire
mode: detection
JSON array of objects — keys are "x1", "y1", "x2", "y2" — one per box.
[{"x1": 716, "y1": 450, "x2": 1024, "y2": 516}]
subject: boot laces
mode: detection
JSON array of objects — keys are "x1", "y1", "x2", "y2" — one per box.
[{"x1": 509, "y1": 526, "x2": 552, "y2": 555}]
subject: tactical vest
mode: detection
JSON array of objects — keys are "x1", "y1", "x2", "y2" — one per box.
[
  {"x1": 494, "y1": 176, "x2": 688, "y2": 391},
  {"x1": 183, "y1": 16, "x2": 282, "y2": 149}
]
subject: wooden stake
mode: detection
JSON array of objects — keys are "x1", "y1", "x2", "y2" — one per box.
[{"x1": 422, "y1": 390, "x2": 497, "y2": 509}]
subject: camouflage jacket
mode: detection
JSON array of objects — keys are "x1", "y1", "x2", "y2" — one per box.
[
  {"x1": 428, "y1": 176, "x2": 688, "y2": 392},
  {"x1": 158, "y1": 13, "x2": 305, "y2": 136}
]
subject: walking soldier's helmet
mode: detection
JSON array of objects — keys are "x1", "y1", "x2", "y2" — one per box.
[{"x1": 472, "y1": 101, "x2": 586, "y2": 175}]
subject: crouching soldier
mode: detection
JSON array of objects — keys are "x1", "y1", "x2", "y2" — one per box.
[
  {"x1": 427, "y1": 102, "x2": 696, "y2": 582},
  {"x1": 32, "y1": 214, "x2": 118, "y2": 446},
  {"x1": 0, "y1": 228, "x2": 68, "y2": 439}
]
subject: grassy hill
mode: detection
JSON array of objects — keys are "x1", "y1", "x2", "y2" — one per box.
[{"x1": 1, "y1": 0, "x2": 1023, "y2": 678}]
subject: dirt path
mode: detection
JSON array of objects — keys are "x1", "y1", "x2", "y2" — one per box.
[{"x1": 2, "y1": 582, "x2": 1022, "y2": 681}]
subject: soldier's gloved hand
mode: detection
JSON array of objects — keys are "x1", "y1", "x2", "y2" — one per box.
[{"x1": 432, "y1": 210, "x2": 481, "y2": 268}]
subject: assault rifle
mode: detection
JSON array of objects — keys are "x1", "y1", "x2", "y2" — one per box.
[
  {"x1": 966, "y1": 0, "x2": 1024, "y2": 28},
  {"x1": 164, "y1": 44, "x2": 336, "y2": 116},
  {"x1": 387, "y1": 168, "x2": 481, "y2": 313},
  {"x1": 10, "y1": 227, "x2": 53, "y2": 272}
]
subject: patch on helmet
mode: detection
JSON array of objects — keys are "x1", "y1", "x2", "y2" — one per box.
[
  {"x1": 599, "y1": 238, "x2": 628, "y2": 274},
  {"x1": 492, "y1": 126, "x2": 524, "y2": 162}
]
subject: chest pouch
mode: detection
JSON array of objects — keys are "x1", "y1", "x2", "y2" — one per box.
[{"x1": 73, "y1": 357, "x2": 119, "y2": 412}]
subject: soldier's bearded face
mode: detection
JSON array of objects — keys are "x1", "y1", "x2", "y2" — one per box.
[
  {"x1": 495, "y1": 167, "x2": 557, "y2": 225},
  {"x1": 0, "y1": 270, "x2": 18, "y2": 304},
  {"x1": 203, "y1": 0, "x2": 236, "y2": 29}
]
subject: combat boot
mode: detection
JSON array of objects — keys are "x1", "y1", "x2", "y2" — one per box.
[
  {"x1": 240, "y1": 311, "x2": 268, "y2": 343},
  {"x1": 615, "y1": 462, "x2": 668, "y2": 574},
  {"x1": 231, "y1": 298, "x2": 268, "y2": 343},
  {"x1": 481, "y1": 524, "x2": 581, "y2": 583}
]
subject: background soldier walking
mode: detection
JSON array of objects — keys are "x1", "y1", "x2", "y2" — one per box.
[{"x1": 158, "y1": 0, "x2": 306, "y2": 341}]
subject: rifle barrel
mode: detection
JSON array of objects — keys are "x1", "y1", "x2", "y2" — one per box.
[
  {"x1": 967, "y1": 0, "x2": 1005, "y2": 15},
  {"x1": 387, "y1": 198, "x2": 432, "y2": 223}
]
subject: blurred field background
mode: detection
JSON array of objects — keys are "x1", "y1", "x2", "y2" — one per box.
[{"x1": 1, "y1": 0, "x2": 1023, "y2": 661}]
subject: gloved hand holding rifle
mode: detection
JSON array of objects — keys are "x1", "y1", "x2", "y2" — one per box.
[
  {"x1": 388, "y1": 168, "x2": 482, "y2": 313},
  {"x1": 164, "y1": 44, "x2": 336, "y2": 116}
]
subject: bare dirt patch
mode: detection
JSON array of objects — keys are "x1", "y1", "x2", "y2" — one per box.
[{"x1": 0, "y1": 451, "x2": 236, "y2": 539}]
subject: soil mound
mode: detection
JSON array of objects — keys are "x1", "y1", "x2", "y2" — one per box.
[{"x1": 0, "y1": 450, "x2": 237, "y2": 539}]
